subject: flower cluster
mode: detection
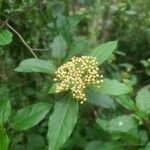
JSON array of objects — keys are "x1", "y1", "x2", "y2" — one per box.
[{"x1": 54, "y1": 56, "x2": 103, "y2": 104}]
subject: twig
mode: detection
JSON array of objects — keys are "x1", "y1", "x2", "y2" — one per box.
[{"x1": 5, "y1": 21, "x2": 38, "y2": 59}]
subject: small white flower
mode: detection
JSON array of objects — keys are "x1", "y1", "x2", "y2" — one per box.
[{"x1": 54, "y1": 56, "x2": 103, "y2": 104}]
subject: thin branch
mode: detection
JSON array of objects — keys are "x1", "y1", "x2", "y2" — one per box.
[{"x1": 5, "y1": 21, "x2": 38, "y2": 59}]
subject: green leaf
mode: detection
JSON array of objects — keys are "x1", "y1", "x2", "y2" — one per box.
[
  {"x1": 85, "y1": 141, "x2": 124, "y2": 150},
  {"x1": 100, "y1": 142, "x2": 124, "y2": 150},
  {"x1": 11, "y1": 103, "x2": 51, "y2": 130},
  {"x1": 15, "y1": 58, "x2": 56, "y2": 74},
  {"x1": 0, "y1": 99, "x2": 11, "y2": 124},
  {"x1": 116, "y1": 95, "x2": 136, "y2": 111},
  {"x1": 108, "y1": 115, "x2": 138, "y2": 133},
  {"x1": 51, "y1": 35, "x2": 67, "y2": 59},
  {"x1": 68, "y1": 15, "x2": 83, "y2": 32},
  {"x1": 122, "y1": 129, "x2": 140, "y2": 145},
  {"x1": 135, "y1": 110, "x2": 148, "y2": 120},
  {"x1": 48, "y1": 97, "x2": 78, "y2": 150},
  {"x1": 0, "y1": 128, "x2": 9, "y2": 150},
  {"x1": 56, "y1": 14, "x2": 67, "y2": 29},
  {"x1": 0, "y1": 29, "x2": 12, "y2": 46},
  {"x1": 90, "y1": 78, "x2": 132, "y2": 95},
  {"x1": 52, "y1": 3, "x2": 65, "y2": 18},
  {"x1": 141, "y1": 60, "x2": 149, "y2": 68},
  {"x1": 89, "y1": 41, "x2": 118, "y2": 65},
  {"x1": 96, "y1": 118, "x2": 109, "y2": 131},
  {"x1": 87, "y1": 91, "x2": 116, "y2": 109},
  {"x1": 126, "y1": 10, "x2": 137, "y2": 15},
  {"x1": 139, "y1": 130, "x2": 148, "y2": 146},
  {"x1": 27, "y1": 133, "x2": 45, "y2": 149},
  {"x1": 97, "y1": 115, "x2": 138, "y2": 133},
  {"x1": 143, "y1": 142, "x2": 150, "y2": 150},
  {"x1": 66, "y1": 39, "x2": 91, "y2": 61},
  {"x1": 136, "y1": 86, "x2": 150, "y2": 113},
  {"x1": 85, "y1": 140, "x2": 102, "y2": 150},
  {"x1": 49, "y1": 83, "x2": 57, "y2": 94}
]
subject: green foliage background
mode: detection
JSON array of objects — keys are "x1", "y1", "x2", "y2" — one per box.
[{"x1": 0, "y1": 0, "x2": 150, "y2": 150}]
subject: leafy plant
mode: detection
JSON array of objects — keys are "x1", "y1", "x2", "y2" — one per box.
[
  {"x1": 0, "y1": 0, "x2": 150, "y2": 150},
  {"x1": 13, "y1": 39, "x2": 133, "y2": 150}
]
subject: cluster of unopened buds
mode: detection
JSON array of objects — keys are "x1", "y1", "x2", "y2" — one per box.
[{"x1": 54, "y1": 56, "x2": 103, "y2": 104}]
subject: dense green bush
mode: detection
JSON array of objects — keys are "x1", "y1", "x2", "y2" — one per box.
[{"x1": 0, "y1": 0, "x2": 150, "y2": 150}]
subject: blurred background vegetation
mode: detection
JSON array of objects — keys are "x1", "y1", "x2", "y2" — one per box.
[{"x1": 0, "y1": 0, "x2": 150, "y2": 149}]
